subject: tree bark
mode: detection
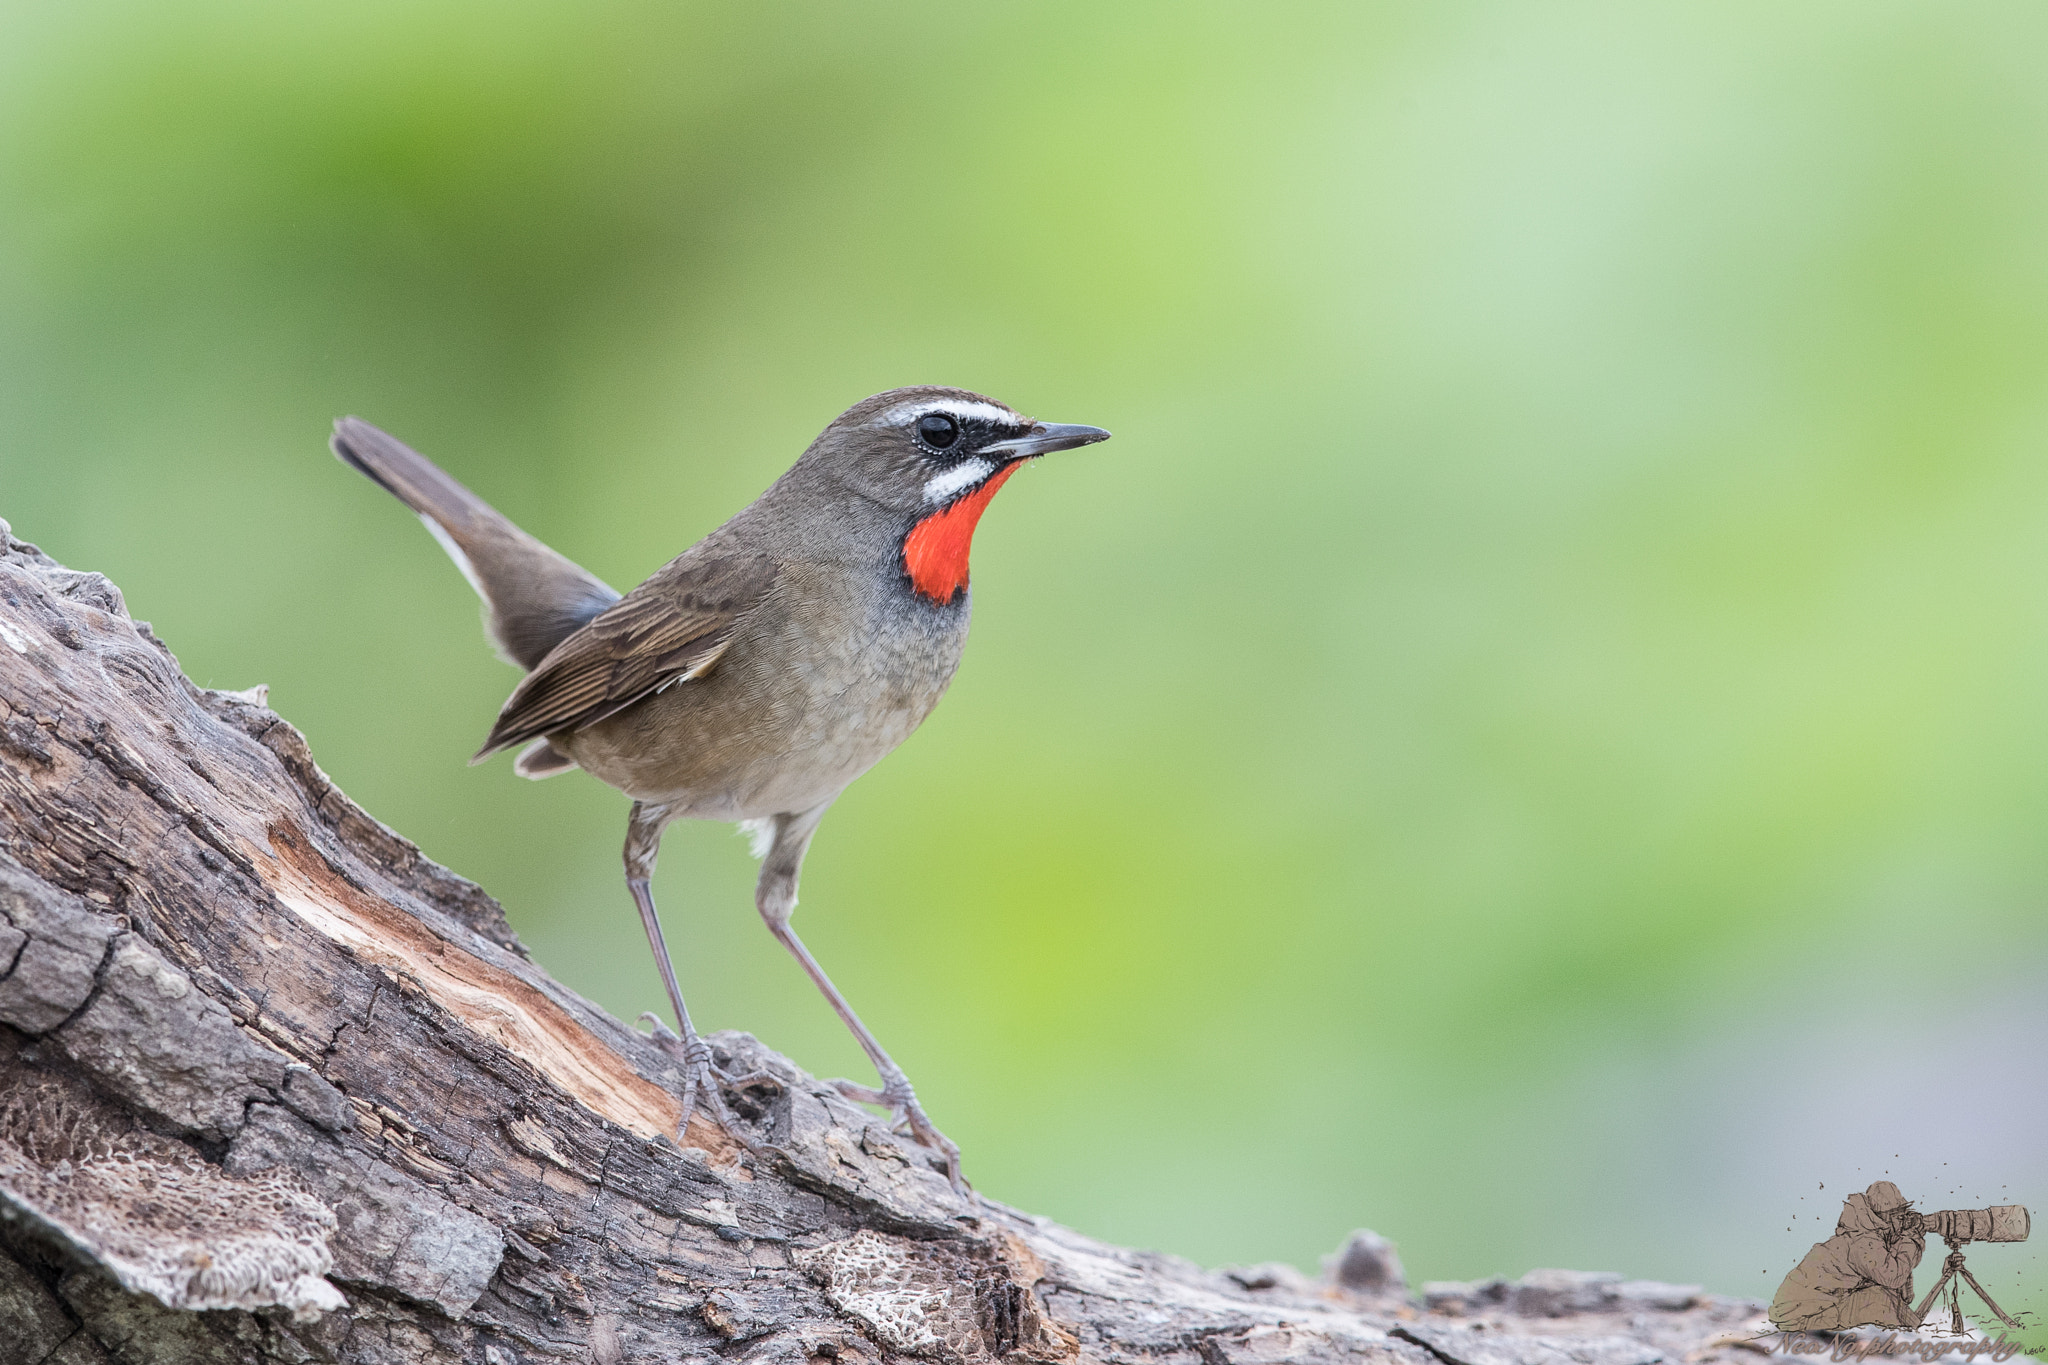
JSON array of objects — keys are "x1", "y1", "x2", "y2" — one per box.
[{"x1": 0, "y1": 522, "x2": 1770, "y2": 1365}]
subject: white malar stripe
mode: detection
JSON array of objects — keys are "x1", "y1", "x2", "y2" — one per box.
[
  {"x1": 421, "y1": 514, "x2": 488, "y2": 600},
  {"x1": 884, "y1": 399, "x2": 1022, "y2": 430},
  {"x1": 922, "y1": 457, "x2": 996, "y2": 505}
]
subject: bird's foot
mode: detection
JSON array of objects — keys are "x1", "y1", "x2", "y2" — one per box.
[
  {"x1": 830, "y1": 1071, "x2": 965, "y2": 1194},
  {"x1": 638, "y1": 1014, "x2": 783, "y2": 1148}
]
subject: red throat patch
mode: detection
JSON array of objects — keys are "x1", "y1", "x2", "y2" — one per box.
[{"x1": 903, "y1": 462, "x2": 1022, "y2": 604}]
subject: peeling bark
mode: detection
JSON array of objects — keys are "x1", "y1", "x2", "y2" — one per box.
[{"x1": 0, "y1": 521, "x2": 1781, "y2": 1364}]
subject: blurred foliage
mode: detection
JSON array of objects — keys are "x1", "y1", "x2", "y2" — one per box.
[{"x1": 5, "y1": 0, "x2": 2048, "y2": 1329}]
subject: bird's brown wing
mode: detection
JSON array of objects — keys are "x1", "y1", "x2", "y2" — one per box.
[{"x1": 472, "y1": 553, "x2": 779, "y2": 762}]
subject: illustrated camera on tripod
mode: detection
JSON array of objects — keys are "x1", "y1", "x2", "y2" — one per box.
[{"x1": 1899, "y1": 1205, "x2": 2030, "y2": 1333}]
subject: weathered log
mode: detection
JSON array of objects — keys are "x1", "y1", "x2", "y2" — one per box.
[{"x1": 0, "y1": 521, "x2": 1773, "y2": 1364}]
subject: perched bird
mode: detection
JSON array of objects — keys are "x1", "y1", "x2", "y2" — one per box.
[{"x1": 331, "y1": 388, "x2": 1110, "y2": 1188}]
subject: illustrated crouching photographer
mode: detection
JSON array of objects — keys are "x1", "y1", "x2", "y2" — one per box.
[{"x1": 1771, "y1": 1182, "x2": 2030, "y2": 1333}]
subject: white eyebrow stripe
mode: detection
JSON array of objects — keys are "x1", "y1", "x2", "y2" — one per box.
[
  {"x1": 922, "y1": 457, "x2": 997, "y2": 504},
  {"x1": 883, "y1": 399, "x2": 1023, "y2": 429}
]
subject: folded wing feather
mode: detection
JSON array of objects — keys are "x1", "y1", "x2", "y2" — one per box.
[{"x1": 473, "y1": 553, "x2": 779, "y2": 762}]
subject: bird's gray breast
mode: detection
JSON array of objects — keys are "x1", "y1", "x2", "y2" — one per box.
[
  {"x1": 758, "y1": 571, "x2": 969, "y2": 807},
  {"x1": 565, "y1": 563, "x2": 969, "y2": 819}
]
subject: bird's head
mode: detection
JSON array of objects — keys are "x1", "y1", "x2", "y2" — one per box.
[{"x1": 808, "y1": 386, "x2": 1110, "y2": 605}]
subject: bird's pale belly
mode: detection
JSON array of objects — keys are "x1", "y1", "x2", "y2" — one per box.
[{"x1": 557, "y1": 595, "x2": 968, "y2": 820}]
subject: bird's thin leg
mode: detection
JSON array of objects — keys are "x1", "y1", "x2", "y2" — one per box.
[
  {"x1": 624, "y1": 801, "x2": 759, "y2": 1149},
  {"x1": 754, "y1": 803, "x2": 964, "y2": 1192}
]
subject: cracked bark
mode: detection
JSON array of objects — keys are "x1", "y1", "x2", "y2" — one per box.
[{"x1": 0, "y1": 522, "x2": 1779, "y2": 1365}]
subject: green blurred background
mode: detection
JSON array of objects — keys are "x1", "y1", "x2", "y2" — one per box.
[{"x1": 4, "y1": 0, "x2": 2046, "y2": 1337}]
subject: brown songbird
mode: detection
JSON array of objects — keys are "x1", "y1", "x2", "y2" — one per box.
[{"x1": 331, "y1": 389, "x2": 1110, "y2": 1188}]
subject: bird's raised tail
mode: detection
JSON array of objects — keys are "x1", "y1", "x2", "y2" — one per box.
[{"x1": 331, "y1": 416, "x2": 622, "y2": 678}]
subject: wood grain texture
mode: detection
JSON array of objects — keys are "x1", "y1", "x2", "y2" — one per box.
[{"x1": 0, "y1": 521, "x2": 1783, "y2": 1365}]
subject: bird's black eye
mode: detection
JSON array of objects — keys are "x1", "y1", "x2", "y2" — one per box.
[{"x1": 917, "y1": 414, "x2": 960, "y2": 450}]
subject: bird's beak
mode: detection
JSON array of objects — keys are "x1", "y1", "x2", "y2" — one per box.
[{"x1": 980, "y1": 422, "x2": 1112, "y2": 459}]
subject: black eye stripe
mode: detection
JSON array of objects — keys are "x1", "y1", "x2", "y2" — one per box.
[{"x1": 912, "y1": 410, "x2": 1031, "y2": 458}]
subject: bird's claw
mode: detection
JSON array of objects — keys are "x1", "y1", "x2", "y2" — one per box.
[
  {"x1": 829, "y1": 1079, "x2": 889, "y2": 1106},
  {"x1": 637, "y1": 1014, "x2": 780, "y2": 1152},
  {"x1": 829, "y1": 1073, "x2": 965, "y2": 1195}
]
